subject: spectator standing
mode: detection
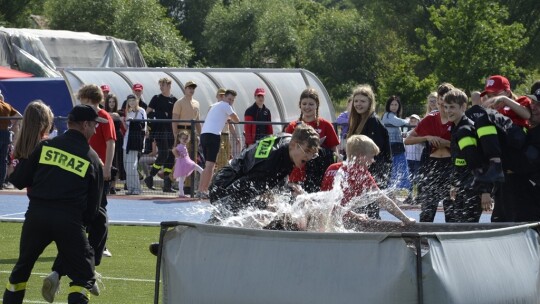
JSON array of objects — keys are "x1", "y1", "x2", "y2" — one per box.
[
  {"x1": 347, "y1": 84, "x2": 392, "y2": 219},
  {"x1": 123, "y1": 94, "x2": 147, "y2": 195},
  {"x1": 335, "y1": 97, "x2": 352, "y2": 157},
  {"x1": 425, "y1": 92, "x2": 438, "y2": 116},
  {"x1": 104, "y1": 94, "x2": 126, "y2": 194},
  {"x1": 211, "y1": 88, "x2": 240, "y2": 171},
  {"x1": 3, "y1": 104, "x2": 105, "y2": 304},
  {"x1": 381, "y1": 95, "x2": 411, "y2": 192},
  {"x1": 78, "y1": 84, "x2": 116, "y2": 260},
  {"x1": 0, "y1": 90, "x2": 21, "y2": 189},
  {"x1": 144, "y1": 77, "x2": 177, "y2": 192},
  {"x1": 171, "y1": 80, "x2": 202, "y2": 193},
  {"x1": 403, "y1": 114, "x2": 424, "y2": 205},
  {"x1": 198, "y1": 89, "x2": 240, "y2": 198},
  {"x1": 285, "y1": 88, "x2": 340, "y2": 193},
  {"x1": 404, "y1": 83, "x2": 454, "y2": 222},
  {"x1": 139, "y1": 134, "x2": 157, "y2": 178},
  {"x1": 120, "y1": 83, "x2": 147, "y2": 116},
  {"x1": 244, "y1": 87, "x2": 273, "y2": 147}
]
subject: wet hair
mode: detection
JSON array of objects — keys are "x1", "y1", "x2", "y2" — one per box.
[
  {"x1": 437, "y1": 83, "x2": 455, "y2": 99},
  {"x1": 77, "y1": 84, "x2": 104, "y2": 105},
  {"x1": 291, "y1": 123, "x2": 320, "y2": 151},
  {"x1": 347, "y1": 84, "x2": 376, "y2": 138},
  {"x1": 14, "y1": 100, "x2": 54, "y2": 159},
  {"x1": 425, "y1": 91, "x2": 438, "y2": 116},
  {"x1": 298, "y1": 88, "x2": 320, "y2": 126},
  {"x1": 159, "y1": 77, "x2": 172, "y2": 85},
  {"x1": 346, "y1": 134, "x2": 380, "y2": 159},
  {"x1": 443, "y1": 89, "x2": 468, "y2": 106},
  {"x1": 385, "y1": 95, "x2": 403, "y2": 117},
  {"x1": 175, "y1": 130, "x2": 190, "y2": 146},
  {"x1": 105, "y1": 94, "x2": 118, "y2": 113}
]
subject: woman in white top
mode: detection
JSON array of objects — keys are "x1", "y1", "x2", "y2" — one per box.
[
  {"x1": 123, "y1": 94, "x2": 147, "y2": 195},
  {"x1": 381, "y1": 95, "x2": 411, "y2": 192}
]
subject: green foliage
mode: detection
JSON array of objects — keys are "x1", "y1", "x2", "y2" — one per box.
[
  {"x1": 421, "y1": 0, "x2": 528, "y2": 92},
  {"x1": 43, "y1": 0, "x2": 193, "y2": 67},
  {"x1": 303, "y1": 9, "x2": 377, "y2": 101}
]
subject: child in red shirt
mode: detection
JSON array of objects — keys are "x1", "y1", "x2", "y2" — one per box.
[{"x1": 321, "y1": 134, "x2": 415, "y2": 227}]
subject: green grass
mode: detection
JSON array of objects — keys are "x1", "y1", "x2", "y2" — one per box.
[{"x1": 0, "y1": 222, "x2": 161, "y2": 303}]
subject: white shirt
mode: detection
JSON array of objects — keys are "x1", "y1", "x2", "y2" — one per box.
[
  {"x1": 201, "y1": 101, "x2": 235, "y2": 135},
  {"x1": 123, "y1": 108, "x2": 147, "y2": 150}
]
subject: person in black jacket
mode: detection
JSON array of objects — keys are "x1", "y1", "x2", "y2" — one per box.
[
  {"x1": 3, "y1": 105, "x2": 106, "y2": 304},
  {"x1": 209, "y1": 123, "x2": 320, "y2": 218},
  {"x1": 347, "y1": 84, "x2": 392, "y2": 219}
]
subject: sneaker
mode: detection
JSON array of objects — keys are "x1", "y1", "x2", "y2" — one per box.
[
  {"x1": 144, "y1": 176, "x2": 155, "y2": 190},
  {"x1": 149, "y1": 243, "x2": 159, "y2": 256},
  {"x1": 103, "y1": 248, "x2": 112, "y2": 257},
  {"x1": 42, "y1": 271, "x2": 60, "y2": 303},
  {"x1": 90, "y1": 272, "x2": 103, "y2": 296},
  {"x1": 3, "y1": 182, "x2": 14, "y2": 189}
]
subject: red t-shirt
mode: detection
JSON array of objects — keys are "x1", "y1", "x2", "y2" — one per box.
[
  {"x1": 320, "y1": 162, "x2": 378, "y2": 206},
  {"x1": 89, "y1": 109, "x2": 116, "y2": 163},
  {"x1": 498, "y1": 96, "x2": 531, "y2": 128},
  {"x1": 286, "y1": 118, "x2": 340, "y2": 182},
  {"x1": 413, "y1": 111, "x2": 452, "y2": 154}
]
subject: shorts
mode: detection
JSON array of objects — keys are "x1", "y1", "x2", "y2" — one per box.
[{"x1": 200, "y1": 133, "x2": 221, "y2": 163}]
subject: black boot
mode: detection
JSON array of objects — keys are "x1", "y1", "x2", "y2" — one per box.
[
  {"x1": 475, "y1": 161, "x2": 505, "y2": 183},
  {"x1": 144, "y1": 176, "x2": 155, "y2": 190},
  {"x1": 163, "y1": 176, "x2": 174, "y2": 193}
]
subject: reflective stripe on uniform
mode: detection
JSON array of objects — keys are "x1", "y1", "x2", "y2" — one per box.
[
  {"x1": 163, "y1": 167, "x2": 173, "y2": 173},
  {"x1": 69, "y1": 285, "x2": 90, "y2": 298},
  {"x1": 458, "y1": 136, "x2": 477, "y2": 150},
  {"x1": 152, "y1": 163, "x2": 162, "y2": 170},
  {"x1": 477, "y1": 125, "x2": 497, "y2": 138},
  {"x1": 455, "y1": 158, "x2": 467, "y2": 166},
  {"x1": 39, "y1": 146, "x2": 90, "y2": 178},
  {"x1": 6, "y1": 281, "x2": 26, "y2": 292},
  {"x1": 255, "y1": 136, "x2": 276, "y2": 159}
]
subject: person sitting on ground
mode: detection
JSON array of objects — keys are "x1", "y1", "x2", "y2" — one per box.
[{"x1": 320, "y1": 134, "x2": 415, "y2": 229}]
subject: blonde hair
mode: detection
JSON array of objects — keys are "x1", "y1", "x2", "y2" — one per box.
[
  {"x1": 77, "y1": 84, "x2": 103, "y2": 105},
  {"x1": 14, "y1": 100, "x2": 54, "y2": 159},
  {"x1": 346, "y1": 134, "x2": 380, "y2": 158},
  {"x1": 347, "y1": 84, "x2": 376, "y2": 138},
  {"x1": 159, "y1": 77, "x2": 172, "y2": 85},
  {"x1": 175, "y1": 130, "x2": 190, "y2": 146},
  {"x1": 425, "y1": 91, "x2": 437, "y2": 116}
]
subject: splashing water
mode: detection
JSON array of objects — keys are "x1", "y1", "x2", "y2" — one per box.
[{"x1": 212, "y1": 163, "x2": 400, "y2": 232}]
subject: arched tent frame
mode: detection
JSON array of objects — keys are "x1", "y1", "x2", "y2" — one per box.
[{"x1": 60, "y1": 68, "x2": 335, "y2": 134}]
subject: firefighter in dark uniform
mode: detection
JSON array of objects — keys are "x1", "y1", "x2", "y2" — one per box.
[
  {"x1": 444, "y1": 89, "x2": 493, "y2": 222},
  {"x1": 3, "y1": 105, "x2": 106, "y2": 304},
  {"x1": 209, "y1": 124, "x2": 320, "y2": 218}
]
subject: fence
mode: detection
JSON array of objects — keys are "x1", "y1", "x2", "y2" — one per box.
[{"x1": 1, "y1": 116, "x2": 421, "y2": 198}]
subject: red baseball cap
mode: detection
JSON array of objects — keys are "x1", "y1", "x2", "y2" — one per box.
[
  {"x1": 100, "y1": 84, "x2": 110, "y2": 92},
  {"x1": 480, "y1": 75, "x2": 510, "y2": 97},
  {"x1": 254, "y1": 88, "x2": 266, "y2": 96},
  {"x1": 133, "y1": 83, "x2": 143, "y2": 91}
]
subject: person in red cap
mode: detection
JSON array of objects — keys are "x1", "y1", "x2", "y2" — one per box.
[
  {"x1": 244, "y1": 87, "x2": 273, "y2": 147},
  {"x1": 481, "y1": 75, "x2": 532, "y2": 128},
  {"x1": 120, "y1": 83, "x2": 147, "y2": 116},
  {"x1": 100, "y1": 84, "x2": 110, "y2": 96}
]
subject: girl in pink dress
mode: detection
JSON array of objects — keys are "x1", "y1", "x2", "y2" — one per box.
[{"x1": 173, "y1": 130, "x2": 203, "y2": 197}]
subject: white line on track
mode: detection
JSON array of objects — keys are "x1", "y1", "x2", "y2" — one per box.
[{"x1": 0, "y1": 270, "x2": 154, "y2": 283}]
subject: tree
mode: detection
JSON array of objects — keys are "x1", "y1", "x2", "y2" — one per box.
[
  {"x1": 44, "y1": 0, "x2": 193, "y2": 67},
  {"x1": 203, "y1": 0, "x2": 301, "y2": 67},
  {"x1": 420, "y1": 0, "x2": 528, "y2": 92}
]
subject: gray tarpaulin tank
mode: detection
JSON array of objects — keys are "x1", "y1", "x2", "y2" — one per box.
[{"x1": 154, "y1": 222, "x2": 540, "y2": 304}]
